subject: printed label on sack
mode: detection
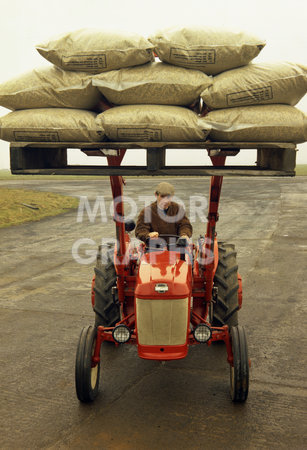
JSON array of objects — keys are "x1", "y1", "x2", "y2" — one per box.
[
  {"x1": 62, "y1": 54, "x2": 107, "y2": 70},
  {"x1": 14, "y1": 131, "x2": 60, "y2": 142},
  {"x1": 227, "y1": 86, "x2": 273, "y2": 106},
  {"x1": 117, "y1": 128, "x2": 162, "y2": 141},
  {"x1": 170, "y1": 47, "x2": 216, "y2": 66}
]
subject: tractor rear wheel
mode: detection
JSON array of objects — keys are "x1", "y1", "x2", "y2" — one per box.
[
  {"x1": 75, "y1": 325, "x2": 100, "y2": 402},
  {"x1": 213, "y1": 242, "x2": 239, "y2": 328},
  {"x1": 230, "y1": 325, "x2": 249, "y2": 402},
  {"x1": 93, "y1": 244, "x2": 120, "y2": 328}
]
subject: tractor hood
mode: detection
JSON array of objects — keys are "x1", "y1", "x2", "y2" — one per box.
[{"x1": 135, "y1": 251, "x2": 192, "y2": 299}]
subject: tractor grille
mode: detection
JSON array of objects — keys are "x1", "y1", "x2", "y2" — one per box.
[{"x1": 136, "y1": 297, "x2": 189, "y2": 345}]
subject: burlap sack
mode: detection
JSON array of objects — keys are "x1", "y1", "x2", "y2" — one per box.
[
  {"x1": 97, "y1": 105, "x2": 210, "y2": 141},
  {"x1": 148, "y1": 27, "x2": 265, "y2": 75},
  {"x1": 92, "y1": 62, "x2": 212, "y2": 106},
  {"x1": 201, "y1": 62, "x2": 307, "y2": 108},
  {"x1": 0, "y1": 66, "x2": 102, "y2": 111},
  {"x1": 200, "y1": 105, "x2": 307, "y2": 143},
  {"x1": 36, "y1": 29, "x2": 154, "y2": 73},
  {"x1": 0, "y1": 109, "x2": 104, "y2": 142}
]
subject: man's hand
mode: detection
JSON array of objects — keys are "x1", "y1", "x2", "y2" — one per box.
[
  {"x1": 148, "y1": 232, "x2": 159, "y2": 238},
  {"x1": 180, "y1": 234, "x2": 191, "y2": 244}
]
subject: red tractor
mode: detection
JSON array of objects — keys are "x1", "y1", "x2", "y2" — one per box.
[{"x1": 75, "y1": 154, "x2": 249, "y2": 403}]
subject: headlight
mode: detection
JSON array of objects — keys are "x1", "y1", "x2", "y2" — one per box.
[
  {"x1": 193, "y1": 324, "x2": 212, "y2": 343},
  {"x1": 155, "y1": 283, "x2": 169, "y2": 293},
  {"x1": 112, "y1": 325, "x2": 131, "y2": 344}
]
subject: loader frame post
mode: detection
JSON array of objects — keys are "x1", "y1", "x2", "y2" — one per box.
[
  {"x1": 204, "y1": 155, "x2": 226, "y2": 303},
  {"x1": 107, "y1": 150, "x2": 127, "y2": 303}
]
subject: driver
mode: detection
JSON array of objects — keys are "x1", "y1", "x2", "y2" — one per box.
[{"x1": 135, "y1": 182, "x2": 192, "y2": 244}]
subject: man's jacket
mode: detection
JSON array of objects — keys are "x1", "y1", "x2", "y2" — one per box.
[{"x1": 135, "y1": 201, "x2": 192, "y2": 242}]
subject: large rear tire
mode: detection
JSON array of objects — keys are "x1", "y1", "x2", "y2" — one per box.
[
  {"x1": 93, "y1": 244, "x2": 120, "y2": 327},
  {"x1": 213, "y1": 242, "x2": 239, "y2": 328}
]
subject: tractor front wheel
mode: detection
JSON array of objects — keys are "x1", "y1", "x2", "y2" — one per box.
[
  {"x1": 230, "y1": 325, "x2": 249, "y2": 402},
  {"x1": 75, "y1": 325, "x2": 100, "y2": 402}
]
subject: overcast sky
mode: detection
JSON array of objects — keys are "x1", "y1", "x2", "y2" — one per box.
[{"x1": 0, "y1": 0, "x2": 306, "y2": 169}]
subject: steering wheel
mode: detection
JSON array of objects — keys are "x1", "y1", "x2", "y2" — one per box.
[{"x1": 146, "y1": 234, "x2": 188, "y2": 251}]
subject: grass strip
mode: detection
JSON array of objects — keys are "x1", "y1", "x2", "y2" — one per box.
[{"x1": 0, "y1": 187, "x2": 79, "y2": 228}]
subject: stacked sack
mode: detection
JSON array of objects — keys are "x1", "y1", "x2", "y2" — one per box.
[
  {"x1": 200, "y1": 61, "x2": 307, "y2": 143},
  {"x1": 0, "y1": 26, "x2": 306, "y2": 145},
  {"x1": 149, "y1": 26, "x2": 307, "y2": 143},
  {"x1": 0, "y1": 29, "x2": 155, "y2": 143},
  {"x1": 93, "y1": 61, "x2": 213, "y2": 141},
  {"x1": 0, "y1": 26, "x2": 271, "y2": 144},
  {"x1": 93, "y1": 27, "x2": 271, "y2": 142}
]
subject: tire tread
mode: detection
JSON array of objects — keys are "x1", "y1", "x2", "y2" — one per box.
[
  {"x1": 94, "y1": 245, "x2": 120, "y2": 327},
  {"x1": 213, "y1": 242, "x2": 239, "y2": 328}
]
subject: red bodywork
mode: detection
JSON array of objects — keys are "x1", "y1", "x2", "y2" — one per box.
[
  {"x1": 92, "y1": 153, "x2": 240, "y2": 367},
  {"x1": 135, "y1": 250, "x2": 192, "y2": 360}
]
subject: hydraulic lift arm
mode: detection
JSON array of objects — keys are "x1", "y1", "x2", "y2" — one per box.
[{"x1": 204, "y1": 155, "x2": 226, "y2": 302}]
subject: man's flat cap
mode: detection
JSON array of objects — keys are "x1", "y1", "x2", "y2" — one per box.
[{"x1": 155, "y1": 182, "x2": 175, "y2": 196}]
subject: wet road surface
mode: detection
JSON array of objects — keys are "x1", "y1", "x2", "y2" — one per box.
[{"x1": 0, "y1": 177, "x2": 306, "y2": 449}]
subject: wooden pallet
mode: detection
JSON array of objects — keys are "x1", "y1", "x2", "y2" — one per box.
[{"x1": 9, "y1": 141, "x2": 297, "y2": 176}]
